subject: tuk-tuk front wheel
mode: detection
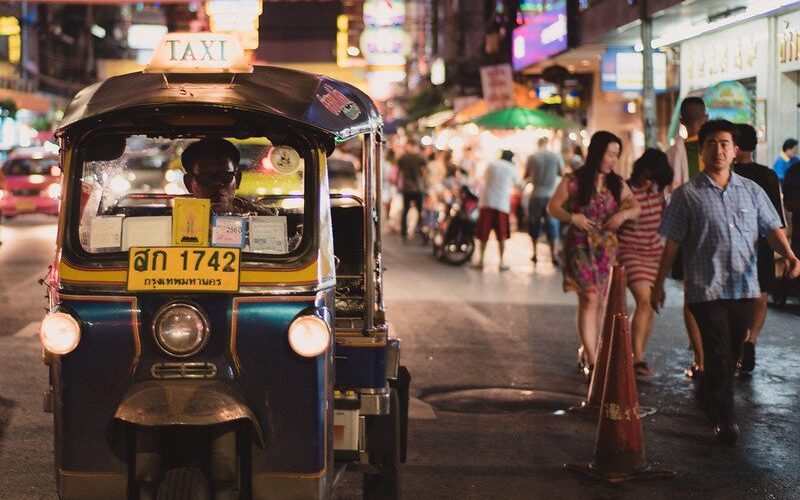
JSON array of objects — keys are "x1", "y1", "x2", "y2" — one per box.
[
  {"x1": 362, "y1": 389, "x2": 401, "y2": 500},
  {"x1": 157, "y1": 466, "x2": 211, "y2": 500}
]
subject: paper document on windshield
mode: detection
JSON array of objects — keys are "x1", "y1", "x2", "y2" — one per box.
[
  {"x1": 89, "y1": 215, "x2": 123, "y2": 251},
  {"x1": 248, "y1": 215, "x2": 288, "y2": 254}
]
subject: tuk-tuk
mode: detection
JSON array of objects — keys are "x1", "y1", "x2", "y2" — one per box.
[{"x1": 40, "y1": 33, "x2": 409, "y2": 500}]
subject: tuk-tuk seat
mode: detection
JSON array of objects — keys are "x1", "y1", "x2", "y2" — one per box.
[{"x1": 330, "y1": 198, "x2": 365, "y2": 318}]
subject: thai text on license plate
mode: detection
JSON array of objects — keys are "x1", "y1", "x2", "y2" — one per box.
[{"x1": 127, "y1": 247, "x2": 240, "y2": 292}]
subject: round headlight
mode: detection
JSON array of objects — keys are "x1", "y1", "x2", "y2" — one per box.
[
  {"x1": 40, "y1": 311, "x2": 81, "y2": 355},
  {"x1": 288, "y1": 315, "x2": 330, "y2": 358},
  {"x1": 153, "y1": 304, "x2": 209, "y2": 357}
]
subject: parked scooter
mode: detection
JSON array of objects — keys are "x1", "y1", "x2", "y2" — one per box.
[{"x1": 432, "y1": 185, "x2": 479, "y2": 265}]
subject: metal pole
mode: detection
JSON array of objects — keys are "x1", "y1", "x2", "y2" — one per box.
[
  {"x1": 641, "y1": 1, "x2": 658, "y2": 148},
  {"x1": 374, "y1": 133, "x2": 385, "y2": 313},
  {"x1": 363, "y1": 133, "x2": 376, "y2": 333},
  {"x1": 20, "y1": 1, "x2": 28, "y2": 80}
]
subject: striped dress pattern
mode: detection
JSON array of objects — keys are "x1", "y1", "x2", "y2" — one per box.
[{"x1": 618, "y1": 185, "x2": 664, "y2": 286}]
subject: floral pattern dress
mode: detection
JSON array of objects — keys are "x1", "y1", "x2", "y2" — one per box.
[{"x1": 562, "y1": 174, "x2": 620, "y2": 295}]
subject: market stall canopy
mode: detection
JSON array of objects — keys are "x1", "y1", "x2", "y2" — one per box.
[
  {"x1": 473, "y1": 107, "x2": 577, "y2": 130},
  {"x1": 453, "y1": 83, "x2": 542, "y2": 124}
]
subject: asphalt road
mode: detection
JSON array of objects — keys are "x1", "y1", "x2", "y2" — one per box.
[{"x1": 1, "y1": 217, "x2": 799, "y2": 499}]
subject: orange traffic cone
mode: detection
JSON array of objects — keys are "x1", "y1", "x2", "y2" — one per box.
[
  {"x1": 565, "y1": 314, "x2": 675, "y2": 482},
  {"x1": 570, "y1": 265, "x2": 627, "y2": 413}
]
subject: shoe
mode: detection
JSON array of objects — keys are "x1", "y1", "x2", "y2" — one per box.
[
  {"x1": 684, "y1": 363, "x2": 704, "y2": 380},
  {"x1": 577, "y1": 346, "x2": 586, "y2": 372},
  {"x1": 552, "y1": 257, "x2": 560, "y2": 267},
  {"x1": 738, "y1": 341, "x2": 755, "y2": 373},
  {"x1": 470, "y1": 262, "x2": 484, "y2": 270},
  {"x1": 583, "y1": 364, "x2": 594, "y2": 382},
  {"x1": 498, "y1": 264, "x2": 510, "y2": 272},
  {"x1": 634, "y1": 361, "x2": 653, "y2": 377},
  {"x1": 713, "y1": 422, "x2": 740, "y2": 445}
]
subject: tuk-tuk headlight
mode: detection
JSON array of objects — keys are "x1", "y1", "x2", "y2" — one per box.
[
  {"x1": 153, "y1": 304, "x2": 209, "y2": 357},
  {"x1": 40, "y1": 312, "x2": 81, "y2": 355},
  {"x1": 288, "y1": 315, "x2": 330, "y2": 357}
]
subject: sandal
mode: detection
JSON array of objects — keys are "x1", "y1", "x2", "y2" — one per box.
[
  {"x1": 634, "y1": 361, "x2": 653, "y2": 377},
  {"x1": 684, "y1": 363, "x2": 704, "y2": 380}
]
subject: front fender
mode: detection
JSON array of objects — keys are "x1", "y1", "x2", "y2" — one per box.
[{"x1": 113, "y1": 380, "x2": 263, "y2": 446}]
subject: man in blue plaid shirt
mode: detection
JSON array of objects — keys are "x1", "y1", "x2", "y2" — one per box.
[{"x1": 652, "y1": 120, "x2": 800, "y2": 445}]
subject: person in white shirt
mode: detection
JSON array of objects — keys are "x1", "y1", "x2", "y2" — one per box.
[{"x1": 474, "y1": 150, "x2": 521, "y2": 271}]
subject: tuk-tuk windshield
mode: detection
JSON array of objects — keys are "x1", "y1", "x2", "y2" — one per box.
[{"x1": 77, "y1": 135, "x2": 309, "y2": 256}]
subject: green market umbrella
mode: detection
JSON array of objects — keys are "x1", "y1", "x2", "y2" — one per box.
[{"x1": 473, "y1": 106, "x2": 577, "y2": 130}]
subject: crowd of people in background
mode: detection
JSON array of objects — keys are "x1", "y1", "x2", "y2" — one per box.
[{"x1": 382, "y1": 94, "x2": 800, "y2": 446}]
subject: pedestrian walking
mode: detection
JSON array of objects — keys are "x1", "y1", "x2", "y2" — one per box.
[
  {"x1": 652, "y1": 119, "x2": 800, "y2": 445},
  {"x1": 784, "y1": 161, "x2": 800, "y2": 255},
  {"x1": 617, "y1": 148, "x2": 673, "y2": 377},
  {"x1": 524, "y1": 137, "x2": 563, "y2": 265},
  {"x1": 547, "y1": 131, "x2": 641, "y2": 375},
  {"x1": 772, "y1": 138, "x2": 798, "y2": 183},
  {"x1": 666, "y1": 96, "x2": 707, "y2": 380},
  {"x1": 733, "y1": 124, "x2": 786, "y2": 373},
  {"x1": 397, "y1": 141, "x2": 428, "y2": 241},
  {"x1": 473, "y1": 149, "x2": 521, "y2": 271}
]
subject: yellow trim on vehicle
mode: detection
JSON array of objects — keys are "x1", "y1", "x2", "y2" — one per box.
[{"x1": 58, "y1": 258, "x2": 320, "y2": 287}]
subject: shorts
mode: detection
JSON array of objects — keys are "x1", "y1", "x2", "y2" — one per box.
[
  {"x1": 757, "y1": 239, "x2": 775, "y2": 292},
  {"x1": 477, "y1": 207, "x2": 510, "y2": 242},
  {"x1": 527, "y1": 196, "x2": 559, "y2": 241},
  {"x1": 670, "y1": 245, "x2": 684, "y2": 280}
]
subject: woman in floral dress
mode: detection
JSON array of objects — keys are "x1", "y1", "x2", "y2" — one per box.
[{"x1": 547, "y1": 131, "x2": 640, "y2": 375}]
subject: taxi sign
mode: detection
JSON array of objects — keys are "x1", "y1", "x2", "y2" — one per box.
[
  {"x1": 127, "y1": 247, "x2": 241, "y2": 292},
  {"x1": 144, "y1": 32, "x2": 253, "y2": 74}
]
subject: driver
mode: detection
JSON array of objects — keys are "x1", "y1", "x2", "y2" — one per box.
[
  {"x1": 182, "y1": 138, "x2": 251, "y2": 214},
  {"x1": 182, "y1": 138, "x2": 301, "y2": 249}
]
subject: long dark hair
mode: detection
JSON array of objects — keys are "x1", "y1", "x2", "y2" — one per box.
[
  {"x1": 575, "y1": 131, "x2": 623, "y2": 206},
  {"x1": 629, "y1": 148, "x2": 673, "y2": 192}
]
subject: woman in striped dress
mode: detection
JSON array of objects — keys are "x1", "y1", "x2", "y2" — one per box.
[{"x1": 618, "y1": 148, "x2": 674, "y2": 377}]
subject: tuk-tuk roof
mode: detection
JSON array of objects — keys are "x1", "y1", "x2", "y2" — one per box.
[{"x1": 56, "y1": 66, "x2": 382, "y2": 142}]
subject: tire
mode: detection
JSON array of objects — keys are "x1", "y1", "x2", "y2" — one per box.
[
  {"x1": 441, "y1": 236, "x2": 474, "y2": 266},
  {"x1": 157, "y1": 466, "x2": 211, "y2": 500},
  {"x1": 363, "y1": 389, "x2": 401, "y2": 500}
]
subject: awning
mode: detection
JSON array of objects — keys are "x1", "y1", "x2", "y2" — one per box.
[
  {"x1": 452, "y1": 83, "x2": 541, "y2": 124},
  {"x1": 0, "y1": 88, "x2": 55, "y2": 114}
]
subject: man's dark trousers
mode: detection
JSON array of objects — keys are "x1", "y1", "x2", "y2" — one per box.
[
  {"x1": 401, "y1": 191, "x2": 424, "y2": 238},
  {"x1": 688, "y1": 299, "x2": 756, "y2": 424}
]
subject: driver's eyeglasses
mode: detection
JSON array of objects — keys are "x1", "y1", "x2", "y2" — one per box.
[{"x1": 189, "y1": 171, "x2": 237, "y2": 184}]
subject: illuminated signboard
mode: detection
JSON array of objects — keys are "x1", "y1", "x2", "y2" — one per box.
[
  {"x1": 511, "y1": 0, "x2": 577, "y2": 70},
  {"x1": 601, "y1": 47, "x2": 668, "y2": 93},
  {"x1": 144, "y1": 32, "x2": 253, "y2": 74}
]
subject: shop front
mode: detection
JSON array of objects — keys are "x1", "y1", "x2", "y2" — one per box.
[
  {"x1": 774, "y1": 8, "x2": 800, "y2": 167},
  {"x1": 676, "y1": 18, "x2": 769, "y2": 159}
]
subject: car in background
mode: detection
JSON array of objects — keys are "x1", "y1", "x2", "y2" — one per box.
[{"x1": 0, "y1": 148, "x2": 61, "y2": 217}]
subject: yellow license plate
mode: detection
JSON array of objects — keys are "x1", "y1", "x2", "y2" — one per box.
[
  {"x1": 127, "y1": 247, "x2": 240, "y2": 292},
  {"x1": 16, "y1": 201, "x2": 36, "y2": 212}
]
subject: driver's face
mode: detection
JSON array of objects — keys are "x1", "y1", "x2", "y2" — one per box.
[{"x1": 184, "y1": 155, "x2": 239, "y2": 212}]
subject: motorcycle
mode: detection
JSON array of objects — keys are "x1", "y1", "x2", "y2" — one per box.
[{"x1": 432, "y1": 185, "x2": 479, "y2": 265}]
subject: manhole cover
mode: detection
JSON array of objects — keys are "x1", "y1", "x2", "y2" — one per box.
[{"x1": 421, "y1": 388, "x2": 580, "y2": 414}]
